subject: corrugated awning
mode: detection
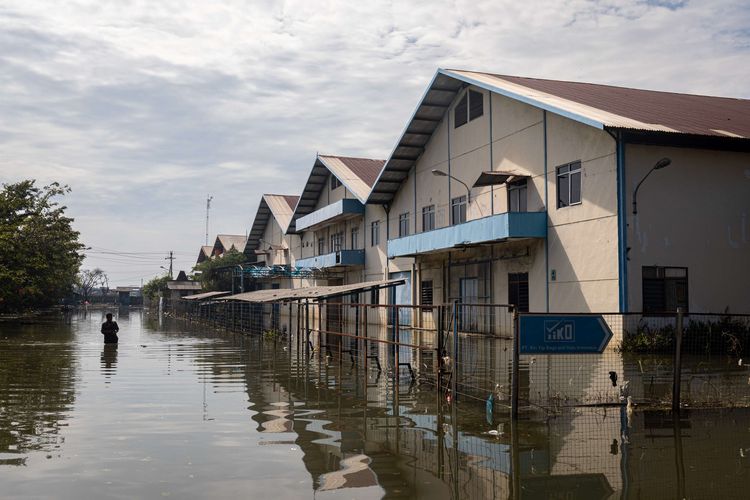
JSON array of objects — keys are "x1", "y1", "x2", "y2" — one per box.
[
  {"x1": 223, "y1": 279, "x2": 405, "y2": 303},
  {"x1": 472, "y1": 171, "x2": 529, "y2": 188},
  {"x1": 182, "y1": 291, "x2": 231, "y2": 301}
]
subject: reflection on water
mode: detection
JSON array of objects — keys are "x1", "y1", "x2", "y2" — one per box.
[{"x1": 0, "y1": 310, "x2": 749, "y2": 499}]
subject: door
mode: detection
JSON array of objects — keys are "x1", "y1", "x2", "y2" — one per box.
[
  {"x1": 388, "y1": 271, "x2": 412, "y2": 327},
  {"x1": 326, "y1": 278, "x2": 344, "y2": 338},
  {"x1": 508, "y1": 272, "x2": 529, "y2": 312},
  {"x1": 459, "y1": 277, "x2": 479, "y2": 331}
]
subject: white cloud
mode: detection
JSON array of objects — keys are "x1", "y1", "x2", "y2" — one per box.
[{"x1": 0, "y1": 0, "x2": 748, "y2": 283}]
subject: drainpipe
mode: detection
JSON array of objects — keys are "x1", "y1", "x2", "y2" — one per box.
[
  {"x1": 543, "y1": 111, "x2": 549, "y2": 313},
  {"x1": 606, "y1": 129, "x2": 628, "y2": 313}
]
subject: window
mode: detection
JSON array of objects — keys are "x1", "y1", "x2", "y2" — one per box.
[
  {"x1": 330, "y1": 232, "x2": 343, "y2": 252},
  {"x1": 370, "y1": 287, "x2": 380, "y2": 305},
  {"x1": 422, "y1": 204, "x2": 435, "y2": 232},
  {"x1": 370, "y1": 221, "x2": 380, "y2": 246},
  {"x1": 557, "y1": 161, "x2": 582, "y2": 208},
  {"x1": 454, "y1": 90, "x2": 484, "y2": 128},
  {"x1": 398, "y1": 212, "x2": 410, "y2": 237},
  {"x1": 451, "y1": 196, "x2": 467, "y2": 225},
  {"x1": 330, "y1": 175, "x2": 342, "y2": 190},
  {"x1": 421, "y1": 280, "x2": 434, "y2": 307},
  {"x1": 642, "y1": 266, "x2": 688, "y2": 313},
  {"x1": 508, "y1": 179, "x2": 528, "y2": 212},
  {"x1": 318, "y1": 237, "x2": 325, "y2": 255},
  {"x1": 469, "y1": 90, "x2": 484, "y2": 121},
  {"x1": 351, "y1": 226, "x2": 359, "y2": 249},
  {"x1": 454, "y1": 93, "x2": 468, "y2": 128}
]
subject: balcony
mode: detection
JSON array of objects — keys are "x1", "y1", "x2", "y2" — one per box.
[
  {"x1": 296, "y1": 249, "x2": 365, "y2": 269},
  {"x1": 387, "y1": 211, "x2": 547, "y2": 258},
  {"x1": 296, "y1": 198, "x2": 365, "y2": 232}
]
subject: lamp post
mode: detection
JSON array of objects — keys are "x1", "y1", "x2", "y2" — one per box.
[
  {"x1": 432, "y1": 169, "x2": 471, "y2": 202},
  {"x1": 632, "y1": 157, "x2": 671, "y2": 215}
]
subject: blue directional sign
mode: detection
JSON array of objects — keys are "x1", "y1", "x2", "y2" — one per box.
[{"x1": 519, "y1": 314, "x2": 613, "y2": 354}]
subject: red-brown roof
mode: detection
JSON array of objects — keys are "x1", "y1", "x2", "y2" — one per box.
[
  {"x1": 457, "y1": 70, "x2": 750, "y2": 138},
  {"x1": 329, "y1": 156, "x2": 385, "y2": 187}
]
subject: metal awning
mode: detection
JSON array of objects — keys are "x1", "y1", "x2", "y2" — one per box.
[
  {"x1": 472, "y1": 171, "x2": 529, "y2": 188},
  {"x1": 182, "y1": 291, "x2": 231, "y2": 301},
  {"x1": 223, "y1": 279, "x2": 405, "y2": 303}
]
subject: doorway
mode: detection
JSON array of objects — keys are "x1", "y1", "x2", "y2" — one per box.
[{"x1": 508, "y1": 272, "x2": 529, "y2": 312}]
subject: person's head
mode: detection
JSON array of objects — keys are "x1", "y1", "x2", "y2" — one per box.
[{"x1": 106, "y1": 313, "x2": 113, "y2": 321}]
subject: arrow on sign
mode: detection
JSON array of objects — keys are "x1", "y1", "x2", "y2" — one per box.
[{"x1": 519, "y1": 314, "x2": 613, "y2": 354}]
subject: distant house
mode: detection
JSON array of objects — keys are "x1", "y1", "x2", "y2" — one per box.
[
  {"x1": 166, "y1": 270, "x2": 202, "y2": 301},
  {"x1": 196, "y1": 245, "x2": 213, "y2": 265},
  {"x1": 211, "y1": 234, "x2": 248, "y2": 258},
  {"x1": 115, "y1": 286, "x2": 142, "y2": 306}
]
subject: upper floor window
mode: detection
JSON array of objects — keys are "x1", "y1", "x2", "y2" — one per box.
[
  {"x1": 331, "y1": 175, "x2": 342, "y2": 190},
  {"x1": 557, "y1": 161, "x2": 582, "y2": 208},
  {"x1": 330, "y1": 232, "x2": 343, "y2": 252},
  {"x1": 421, "y1": 280, "x2": 434, "y2": 307},
  {"x1": 454, "y1": 90, "x2": 484, "y2": 128},
  {"x1": 351, "y1": 226, "x2": 359, "y2": 249},
  {"x1": 422, "y1": 204, "x2": 435, "y2": 232},
  {"x1": 642, "y1": 266, "x2": 688, "y2": 313},
  {"x1": 451, "y1": 196, "x2": 467, "y2": 225},
  {"x1": 398, "y1": 212, "x2": 410, "y2": 237},
  {"x1": 508, "y1": 179, "x2": 528, "y2": 213},
  {"x1": 318, "y1": 237, "x2": 325, "y2": 255},
  {"x1": 370, "y1": 221, "x2": 380, "y2": 246}
]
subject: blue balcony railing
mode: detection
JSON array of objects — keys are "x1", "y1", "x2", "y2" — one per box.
[
  {"x1": 296, "y1": 199, "x2": 364, "y2": 232},
  {"x1": 295, "y1": 249, "x2": 365, "y2": 269},
  {"x1": 387, "y1": 211, "x2": 547, "y2": 258}
]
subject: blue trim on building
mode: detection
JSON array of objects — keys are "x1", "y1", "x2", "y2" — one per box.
[
  {"x1": 295, "y1": 198, "x2": 364, "y2": 232},
  {"x1": 387, "y1": 211, "x2": 547, "y2": 258},
  {"x1": 616, "y1": 133, "x2": 628, "y2": 312},
  {"x1": 295, "y1": 249, "x2": 365, "y2": 269}
]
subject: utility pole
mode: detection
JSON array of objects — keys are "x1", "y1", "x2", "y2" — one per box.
[
  {"x1": 165, "y1": 251, "x2": 174, "y2": 279},
  {"x1": 205, "y1": 195, "x2": 214, "y2": 245}
]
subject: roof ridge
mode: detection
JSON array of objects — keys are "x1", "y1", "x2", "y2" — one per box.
[{"x1": 318, "y1": 153, "x2": 385, "y2": 162}]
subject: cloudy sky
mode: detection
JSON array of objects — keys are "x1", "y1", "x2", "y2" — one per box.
[{"x1": 1, "y1": 0, "x2": 748, "y2": 285}]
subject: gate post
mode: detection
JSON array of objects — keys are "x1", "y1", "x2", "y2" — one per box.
[
  {"x1": 672, "y1": 307, "x2": 684, "y2": 413},
  {"x1": 511, "y1": 306, "x2": 520, "y2": 421}
]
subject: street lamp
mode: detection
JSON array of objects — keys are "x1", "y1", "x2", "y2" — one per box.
[
  {"x1": 432, "y1": 169, "x2": 471, "y2": 202},
  {"x1": 632, "y1": 157, "x2": 671, "y2": 215}
]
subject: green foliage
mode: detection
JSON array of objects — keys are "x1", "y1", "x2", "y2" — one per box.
[
  {"x1": 142, "y1": 274, "x2": 170, "y2": 300},
  {"x1": 619, "y1": 317, "x2": 750, "y2": 356},
  {"x1": 0, "y1": 180, "x2": 84, "y2": 312},
  {"x1": 192, "y1": 248, "x2": 246, "y2": 291}
]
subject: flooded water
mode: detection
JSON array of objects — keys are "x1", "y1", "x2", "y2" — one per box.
[{"x1": 1, "y1": 309, "x2": 749, "y2": 499}]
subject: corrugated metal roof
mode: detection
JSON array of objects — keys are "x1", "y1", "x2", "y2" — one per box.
[
  {"x1": 245, "y1": 194, "x2": 299, "y2": 257},
  {"x1": 454, "y1": 70, "x2": 750, "y2": 137},
  {"x1": 223, "y1": 278, "x2": 404, "y2": 303},
  {"x1": 167, "y1": 281, "x2": 202, "y2": 291},
  {"x1": 288, "y1": 155, "x2": 384, "y2": 233},
  {"x1": 182, "y1": 290, "x2": 231, "y2": 301},
  {"x1": 368, "y1": 68, "x2": 750, "y2": 205}
]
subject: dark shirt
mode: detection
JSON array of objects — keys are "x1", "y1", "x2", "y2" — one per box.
[{"x1": 101, "y1": 320, "x2": 119, "y2": 344}]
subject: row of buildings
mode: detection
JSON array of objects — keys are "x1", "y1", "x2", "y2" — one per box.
[{"x1": 197, "y1": 68, "x2": 749, "y2": 315}]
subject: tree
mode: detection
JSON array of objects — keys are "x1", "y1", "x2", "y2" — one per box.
[
  {"x1": 0, "y1": 180, "x2": 84, "y2": 312},
  {"x1": 192, "y1": 248, "x2": 246, "y2": 291},
  {"x1": 142, "y1": 274, "x2": 170, "y2": 300},
  {"x1": 77, "y1": 268, "x2": 107, "y2": 303}
]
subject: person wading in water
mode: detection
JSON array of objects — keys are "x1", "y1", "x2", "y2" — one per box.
[{"x1": 101, "y1": 313, "x2": 119, "y2": 344}]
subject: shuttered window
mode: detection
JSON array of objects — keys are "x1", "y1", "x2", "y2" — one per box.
[
  {"x1": 469, "y1": 90, "x2": 483, "y2": 121},
  {"x1": 454, "y1": 93, "x2": 468, "y2": 128},
  {"x1": 642, "y1": 266, "x2": 688, "y2": 313},
  {"x1": 421, "y1": 280, "x2": 434, "y2": 307}
]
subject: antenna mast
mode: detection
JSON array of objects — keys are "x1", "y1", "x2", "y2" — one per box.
[{"x1": 205, "y1": 195, "x2": 214, "y2": 245}]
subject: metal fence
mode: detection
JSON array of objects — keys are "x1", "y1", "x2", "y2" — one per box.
[{"x1": 161, "y1": 297, "x2": 750, "y2": 414}]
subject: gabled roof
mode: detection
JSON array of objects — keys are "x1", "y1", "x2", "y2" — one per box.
[
  {"x1": 196, "y1": 245, "x2": 213, "y2": 264},
  {"x1": 245, "y1": 194, "x2": 299, "y2": 254},
  {"x1": 213, "y1": 234, "x2": 247, "y2": 256},
  {"x1": 288, "y1": 154, "x2": 385, "y2": 233},
  {"x1": 368, "y1": 68, "x2": 750, "y2": 204}
]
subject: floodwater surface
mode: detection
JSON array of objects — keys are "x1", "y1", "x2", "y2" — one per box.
[{"x1": 1, "y1": 310, "x2": 749, "y2": 499}]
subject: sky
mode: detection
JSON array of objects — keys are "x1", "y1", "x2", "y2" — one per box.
[{"x1": 1, "y1": 0, "x2": 748, "y2": 286}]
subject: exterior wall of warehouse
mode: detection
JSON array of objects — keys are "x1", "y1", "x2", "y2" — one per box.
[
  {"x1": 384, "y1": 85, "x2": 620, "y2": 312},
  {"x1": 624, "y1": 144, "x2": 750, "y2": 313}
]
